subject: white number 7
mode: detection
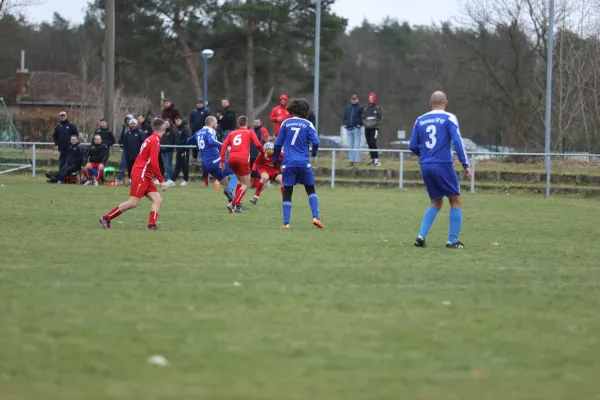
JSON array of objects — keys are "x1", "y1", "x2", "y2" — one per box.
[{"x1": 290, "y1": 127, "x2": 301, "y2": 145}]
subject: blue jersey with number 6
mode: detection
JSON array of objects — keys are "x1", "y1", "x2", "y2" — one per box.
[
  {"x1": 275, "y1": 117, "x2": 319, "y2": 167},
  {"x1": 409, "y1": 110, "x2": 469, "y2": 169},
  {"x1": 186, "y1": 127, "x2": 222, "y2": 166}
]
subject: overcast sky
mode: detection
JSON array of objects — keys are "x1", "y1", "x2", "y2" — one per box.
[{"x1": 23, "y1": 0, "x2": 461, "y2": 27}]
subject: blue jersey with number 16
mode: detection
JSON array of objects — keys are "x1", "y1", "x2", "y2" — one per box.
[
  {"x1": 409, "y1": 110, "x2": 469, "y2": 169},
  {"x1": 274, "y1": 117, "x2": 319, "y2": 167},
  {"x1": 186, "y1": 126, "x2": 222, "y2": 166}
]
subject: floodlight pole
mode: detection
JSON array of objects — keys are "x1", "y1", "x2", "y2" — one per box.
[
  {"x1": 104, "y1": 0, "x2": 115, "y2": 135},
  {"x1": 544, "y1": 0, "x2": 555, "y2": 198},
  {"x1": 313, "y1": 0, "x2": 321, "y2": 134}
]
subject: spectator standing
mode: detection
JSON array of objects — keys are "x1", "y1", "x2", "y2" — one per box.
[
  {"x1": 46, "y1": 135, "x2": 84, "y2": 183},
  {"x1": 94, "y1": 119, "x2": 115, "y2": 147},
  {"x1": 83, "y1": 134, "x2": 109, "y2": 185},
  {"x1": 137, "y1": 114, "x2": 152, "y2": 139},
  {"x1": 269, "y1": 94, "x2": 290, "y2": 136},
  {"x1": 172, "y1": 116, "x2": 191, "y2": 186},
  {"x1": 363, "y1": 92, "x2": 382, "y2": 166},
  {"x1": 343, "y1": 94, "x2": 364, "y2": 166},
  {"x1": 217, "y1": 99, "x2": 236, "y2": 140},
  {"x1": 117, "y1": 114, "x2": 134, "y2": 184},
  {"x1": 250, "y1": 118, "x2": 269, "y2": 187},
  {"x1": 122, "y1": 119, "x2": 145, "y2": 183},
  {"x1": 189, "y1": 99, "x2": 212, "y2": 162},
  {"x1": 161, "y1": 98, "x2": 182, "y2": 125},
  {"x1": 161, "y1": 119, "x2": 177, "y2": 186},
  {"x1": 307, "y1": 109, "x2": 316, "y2": 126},
  {"x1": 53, "y1": 111, "x2": 79, "y2": 168}
]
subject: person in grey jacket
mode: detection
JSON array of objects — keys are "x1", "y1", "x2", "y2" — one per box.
[
  {"x1": 342, "y1": 94, "x2": 364, "y2": 166},
  {"x1": 363, "y1": 92, "x2": 382, "y2": 166}
]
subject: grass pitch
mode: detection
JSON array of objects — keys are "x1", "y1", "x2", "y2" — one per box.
[{"x1": 1, "y1": 176, "x2": 599, "y2": 400}]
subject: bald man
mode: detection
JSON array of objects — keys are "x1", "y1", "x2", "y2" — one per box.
[{"x1": 409, "y1": 91, "x2": 472, "y2": 249}]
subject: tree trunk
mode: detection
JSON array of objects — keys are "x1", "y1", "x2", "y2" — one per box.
[
  {"x1": 246, "y1": 18, "x2": 255, "y2": 121},
  {"x1": 173, "y1": 23, "x2": 202, "y2": 99}
]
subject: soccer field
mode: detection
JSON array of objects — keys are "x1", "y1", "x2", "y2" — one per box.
[{"x1": 1, "y1": 176, "x2": 599, "y2": 400}]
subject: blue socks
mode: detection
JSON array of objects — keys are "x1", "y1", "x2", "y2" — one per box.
[
  {"x1": 228, "y1": 174, "x2": 238, "y2": 193},
  {"x1": 308, "y1": 194, "x2": 319, "y2": 219},
  {"x1": 418, "y1": 206, "x2": 439, "y2": 239},
  {"x1": 282, "y1": 201, "x2": 292, "y2": 225},
  {"x1": 448, "y1": 208, "x2": 462, "y2": 244}
]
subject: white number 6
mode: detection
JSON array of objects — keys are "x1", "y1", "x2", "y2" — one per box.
[
  {"x1": 233, "y1": 134, "x2": 242, "y2": 146},
  {"x1": 425, "y1": 125, "x2": 437, "y2": 149}
]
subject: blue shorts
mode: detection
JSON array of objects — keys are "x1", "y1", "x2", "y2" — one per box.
[
  {"x1": 421, "y1": 163, "x2": 460, "y2": 200},
  {"x1": 204, "y1": 161, "x2": 233, "y2": 182},
  {"x1": 282, "y1": 166, "x2": 315, "y2": 187}
]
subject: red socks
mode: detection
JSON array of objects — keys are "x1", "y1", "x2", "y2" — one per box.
[
  {"x1": 255, "y1": 182, "x2": 265, "y2": 197},
  {"x1": 84, "y1": 169, "x2": 91, "y2": 180},
  {"x1": 232, "y1": 187, "x2": 246, "y2": 206},
  {"x1": 148, "y1": 211, "x2": 158, "y2": 225},
  {"x1": 104, "y1": 206, "x2": 122, "y2": 221},
  {"x1": 203, "y1": 176, "x2": 209, "y2": 186}
]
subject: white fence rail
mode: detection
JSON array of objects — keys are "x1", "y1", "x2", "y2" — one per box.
[{"x1": 2, "y1": 141, "x2": 600, "y2": 196}]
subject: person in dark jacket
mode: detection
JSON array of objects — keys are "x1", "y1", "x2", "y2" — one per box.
[
  {"x1": 161, "y1": 98, "x2": 182, "y2": 125},
  {"x1": 189, "y1": 99, "x2": 211, "y2": 162},
  {"x1": 250, "y1": 118, "x2": 269, "y2": 188},
  {"x1": 53, "y1": 111, "x2": 79, "y2": 168},
  {"x1": 363, "y1": 92, "x2": 382, "y2": 166},
  {"x1": 216, "y1": 99, "x2": 236, "y2": 140},
  {"x1": 342, "y1": 94, "x2": 364, "y2": 166},
  {"x1": 122, "y1": 119, "x2": 145, "y2": 183},
  {"x1": 137, "y1": 114, "x2": 152, "y2": 139},
  {"x1": 83, "y1": 134, "x2": 109, "y2": 185},
  {"x1": 172, "y1": 116, "x2": 191, "y2": 186},
  {"x1": 307, "y1": 110, "x2": 316, "y2": 126},
  {"x1": 160, "y1": 119, "x2": 177, "y2": 185},
  {"x1": 94, "y1": 119, "x2": 115, "y2": 147},
  {"x1": 46, "y1": 134, "x2": 84, "y2": 183},
  {"x1": 116, "y1": 114, "x2": 135, "y2": 183}
]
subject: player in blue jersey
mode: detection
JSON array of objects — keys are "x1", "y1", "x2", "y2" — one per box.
[
  {"x1": 409, "y1": 91, "x2": 472, "y2": 248},
  {"x1": 273, "y1": 99, "x2": 324, "y2": 229},
  {"x1": 186, "y1": 116, "x2": 234, "y2": 202}
]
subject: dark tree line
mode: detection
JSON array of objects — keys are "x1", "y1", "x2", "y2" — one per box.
[{"x1": 2, "y1": 0, "x2": 600, "y2": 152}]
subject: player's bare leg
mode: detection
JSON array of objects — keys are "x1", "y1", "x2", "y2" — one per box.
[
  {"x1": 305, "y1": 184, "x2": 324, "y2": 229},
  {"x1": 414, "y1": 198, "x2": 443, "y2": 247},
  {"x1": 275, "y1": 175, "x2": 284, "y2": 199},
  {"x1": 100, "y1": 196, "x2": 140, "y2": 229},
  {"x1": 446, "y1": 195, "x2": 465, "y2": 248},
  {"x1": 251, "y1": 172, "x2": 270, "y2": 204},
  {"x1": 146, "y1": 192, "x2": 164, "y2": 230}
]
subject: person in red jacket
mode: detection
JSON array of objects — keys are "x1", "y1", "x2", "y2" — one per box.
[
  {"x1": 269, "y1": 94, "x2": 291, "y2": 136},
  {"x1": 220, "y1": 116, "x2": 264, "y2": 213},
  {"x1": 99, "y1": 118, "x2": 169, "y2": 230}
]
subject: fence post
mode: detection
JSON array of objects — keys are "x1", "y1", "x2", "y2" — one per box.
[
  {"x1": 331, "y1": 150, "x2": 336, "y2": 189},
  {"x1": 470, "y1": 153, "x2": 476, "y2": 193},
  {"x1": 32, "y1": 143, "x2": 36, "y2": 179},
  {"x1": 399, "y1": 152, "x2": 404, "y2": 189}
]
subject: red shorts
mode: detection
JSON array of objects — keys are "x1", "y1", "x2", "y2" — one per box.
[
  {"x1": 229, "y1": 157, "x2": 251, "y2": 176},
  {"x1": 130, "y1": 177, "x2": 158, "y2": 198},
  {"x1": 258, "y1": 167, "x2": 281, "y2": 181}
]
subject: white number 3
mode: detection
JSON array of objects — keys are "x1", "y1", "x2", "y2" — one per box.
[
  {"x1": 425, "y1": 125, "x2": 437, "y2": 149},
  {"x1": 233, "y1": 134, "x2": 242, "y2": 146}
]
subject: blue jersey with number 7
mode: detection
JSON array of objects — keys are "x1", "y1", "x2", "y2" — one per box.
[
  {"x1": 274, "y1": 117, "x2": 319, "y2": 167},
  {"x1": 409, "y1": 110, "x2": 469, "y2": 169}
]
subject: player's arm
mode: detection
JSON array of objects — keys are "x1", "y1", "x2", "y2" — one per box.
[
  {"x1": 273, "y1": 125, "x2": 285, "y2": 163},
  {"x1": 185, "y1": 133, "x2": 196, "y2": 146},
  {"x1": 309, "y1": 125, "x2": 320, "y2": 157},
  {"x1": 208, "y1": 131, "x2": 223, "y2": 149},
  {"x1": 220, "y1": 134, "x2": 231, "y2": 163},
  {"x1": 449, "y1": 117, "x2": 470, "y2": 170},
  {"x1": 409, "y1": 121, "x2": 420, "y2": 156},
  {"x1": 150, "y1": 140, "x2": 165, "y2": 183}
]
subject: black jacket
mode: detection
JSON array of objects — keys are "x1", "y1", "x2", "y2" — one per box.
[
  {"x1": 363, "y1": 103, "x2": 382, "y2": 129},
  {"x1": 189, "y1": 106, "x2": 211, "y2": 134},
  {"x1": 66, "y1": 142, "x2": 85, "y2": 167},
  {"x1": 308, "y1": 110, "x2": 316, "y2": 126},
  {"x1": 54, "y1": 120, "x2": 79, "y2": 151},
  {"x1": 160, "y1": 126, "x2": 178, "y2": 153},
  {"x1": 175, "y1": 120, "x2": 191, "y2": 152},
  {"x1": 87, "y1": 143, "x2": 109, "y2": 164},
  {"x1": 217, "y1": 106, "x2": 236, "y2": 131},
  {"x1": 122, "y1": 128, "x2": 145, "y2": 160},
  {"x1": 251, "y1": 126, "x2": 267, "y2": 159},
  {"x1": 140, "y1": 118, "x2": 152, "y2": 138},
  {"x1": 94, "y1": 128, "x2": 115, "y2": 147}
]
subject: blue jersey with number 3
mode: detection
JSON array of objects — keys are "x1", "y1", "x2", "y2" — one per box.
[
  {"x1": 409, "y1": 110, "x2": 469, "y2": 169},
  {"x1": 186, "y1": 127, "x2": 222, "y2": 166},
  {"x1": 274, "y1": 117, "x2": 319, "y2": 167}
]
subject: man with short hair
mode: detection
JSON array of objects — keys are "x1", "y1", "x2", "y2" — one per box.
[
  {"x1": 161, "y1": 98, "x2": 182, "y2": 124},
  {"x1": 53, "y1": 111, "x2": 79, "y2": 168},
  {"x1": 190, "y1": 99, "x2": 211, "y2": 163},
  {"x1": 94, "y1": 119, "x2": 115, "y2": 147},
  {"x1": 83, "y1": 134, "x2": 109, "y2": 185},
  {"x1": 100, "y1": 118, "x2": 169, "y2": 230},
  {"x1": 217, "y1": 99, "x2": 236, "y2": 141},
  {"x1": 122, "y1": 119, "x2": 145, "y2": 182},
  {"x1": 172, "y1": 116, "x2": 191, "y2": 186},
  {"x1": 342, "y1": 94, "x2": 364, "y2": 166},
  {"x1": 46, "y1": 134, "x2": 85, "y2": 183},
  {"x1": 410, "y1": 91, "x2": 472, "y2": 249},
  {"x1": 269, "y1": 94, "x2": 290, "y2": 137},
  {"x1": 363, "y1": 92, "x2": 382, "y2": 166},
  {"x1": 137, "y1": 114, "x2": 152, "y2": 139},
  {"x1": 160, "y1": 119, "x2": 177, "y2": 186}
]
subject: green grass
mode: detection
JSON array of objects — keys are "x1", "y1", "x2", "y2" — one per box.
[{"x1": 1, "y1": 175, "x2": 600, "y2": 400}]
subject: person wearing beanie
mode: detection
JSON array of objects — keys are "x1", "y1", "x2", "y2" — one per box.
[{"x1": 363, "y1": 92, "x2": 382, "y2": 166}]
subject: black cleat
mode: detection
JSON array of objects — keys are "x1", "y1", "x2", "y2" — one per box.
[
  {"x1": 239, "y1": 204, "x2": 248, "y2": 211},
  {"x1": 250, "y1": 196, "x2": 258, "y2": 205},
  {"x1": 224, "y1": 189, "x2": 233, "y2": 202},
  {"x1": 446, "y1": 241, "x2": 466, "y2": 249},
  {"x1": 414, "y1": 237, "x2": 426, "y2": 247}
]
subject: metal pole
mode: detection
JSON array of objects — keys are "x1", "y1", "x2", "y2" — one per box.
[
  {"x1": 544, "y1": 0, "x2": 555, "y2": 198},
  {"x1": 104, "y1": 0, "x2": 115, "y2": 135},
  {"x1": 313, "y1": 0, "x2": 321, "y2": 134},
  {"x1": 470, "y1": 153, "x2": 476, "y2": 193},
  {"x1": 331, "y1": 150, "x2": 335, "y2": 189},
  {"x1": 399, "y1": 152, "x2": 404, "y2": 188},
  {"x1": 203, "y1": 56, "x2": 208, "y2": 106},
  {"x1": 32, "y1": 143, "x2": 36, "y2": 179}
]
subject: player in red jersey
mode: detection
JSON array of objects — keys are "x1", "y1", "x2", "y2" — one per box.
[
  {"x1": 99, "y1": 118, "x2": 169, "y2": 230},
  {"x1": 220, "y1": 116, "x2": 264, "y2": 213},
  {"x1": 250, "y1": 138, "x2": 284, "y2": 205}
]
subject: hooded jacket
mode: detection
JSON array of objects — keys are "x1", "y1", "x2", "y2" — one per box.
[
  {"x1": 363, "y1": 92, "x2": 382, "y2": 129},
  {"x1": 269, "y1": 94, "x2": 291, "y2": 136},
  {"x1": 122, "y1": 127, "x2": 145, "y2": 161},
  {"x1": 161, "y1": 125, "x2": 178, "y2": 153}
]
